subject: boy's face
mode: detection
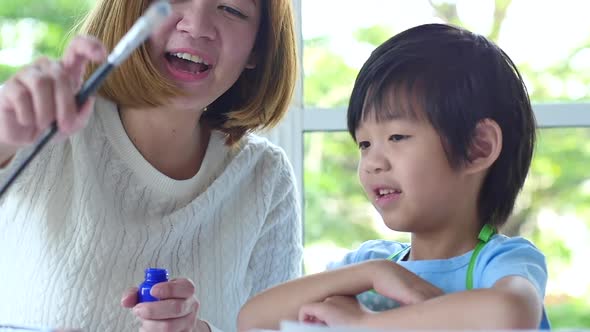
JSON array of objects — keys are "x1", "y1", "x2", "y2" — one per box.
[{"x1": 356, "y1": 115, "x2": 473, "y2": 234}]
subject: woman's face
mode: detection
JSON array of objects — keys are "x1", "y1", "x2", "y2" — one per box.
[{"x1": 147, "y1": 0, "x2": 262, "y2": 111}]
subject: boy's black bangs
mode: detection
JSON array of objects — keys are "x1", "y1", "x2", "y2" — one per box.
[{"x1": 361, "y1": 76, "x2": 429, "y2": 125}]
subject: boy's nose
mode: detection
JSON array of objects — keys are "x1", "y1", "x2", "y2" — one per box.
[{"x1": 362, "y1": 150, "x2": 391, "y2": 174}]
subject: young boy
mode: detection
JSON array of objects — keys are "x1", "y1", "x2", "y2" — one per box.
[{"x1": 237, "y1": 23, "x2": 549, "y2": 330}]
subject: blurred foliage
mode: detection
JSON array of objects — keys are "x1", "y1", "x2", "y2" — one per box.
[
  {"x1": 353, "y1": 25, "x2": 393, "y2": 48},
  {"x1": 304, "y1": 131, "x2": 380, "y2": 247},
  {"x1": 0, "y1": 0, "x2": 92, "y2": 73},
  {"x1": 528, "y1": 128, "x2": 590, "y2": 217},
  {"x1": 0, "y1": 0, "x2": 90, "y2": 26},
  {"x1": 547, "y1": 299, "x2": 590, "y2": 329},
  {"x1": 303, "y1": 37, "x2": 357, "y2": 108},
  {"x1": 0, "y1": 64, "x2": 17, "y2": 82}
]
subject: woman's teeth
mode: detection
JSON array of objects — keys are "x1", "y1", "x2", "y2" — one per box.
[{"x1": 170, "y1": 52, "x2": 210, "y2": 66}]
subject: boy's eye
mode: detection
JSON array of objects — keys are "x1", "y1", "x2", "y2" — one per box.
[
  {"x1": 219, "y1": 5, "x2": 247, "y2": 18},
  {"x1": 389, "y1": 134, "x2": 408, "y2": 142},
  {"x1": 358, "y1": 141, "x2": 370, "y2": 150}
]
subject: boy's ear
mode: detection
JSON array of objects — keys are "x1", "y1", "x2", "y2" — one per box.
[{"x1": 465, "y1": 118, "x2": 502, "y2": 174}]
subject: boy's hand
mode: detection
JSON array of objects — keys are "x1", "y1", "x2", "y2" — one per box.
[
  {"x1": 298, "y1": 296, "x2": 368, "y2": 326},
  {"x1": 296, "y1": 262, "x2": 443, "y2": 327},
  {"x1": 370, "y1": 260, "x2": 443, "y2": 305}
]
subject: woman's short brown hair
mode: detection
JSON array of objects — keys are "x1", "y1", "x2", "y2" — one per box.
[{"x1": 79, "y1": 0, "x2": 297, "y2": 144}]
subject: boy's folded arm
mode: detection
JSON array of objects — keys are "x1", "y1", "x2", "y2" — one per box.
[
  {"x1": 237, "y1": 260, "x2": 385, "y2": 331},
  {"x1": 359, "y1": 275, "x2": 542, "y2": 329}
]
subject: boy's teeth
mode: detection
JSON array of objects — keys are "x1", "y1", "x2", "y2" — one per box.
[
  {"x1": 171, "y1": 52, "x2": 209, "y2": 65},
  {"x1": 379, "y1": 189, "x2": 395, "y2": 195}
]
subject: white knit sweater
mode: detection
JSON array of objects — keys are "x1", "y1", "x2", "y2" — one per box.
[{"x1": 0, "y1": 97, "x2": 303, "y2": 331}]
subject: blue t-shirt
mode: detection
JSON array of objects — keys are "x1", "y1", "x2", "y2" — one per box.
[{"x1": 327, "y1": 234, "x2": 550, "y2": 329}]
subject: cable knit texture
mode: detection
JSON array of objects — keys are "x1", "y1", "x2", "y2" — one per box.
[{"x1": 0, "y1": 97, "x2": 303, "y2": 331}]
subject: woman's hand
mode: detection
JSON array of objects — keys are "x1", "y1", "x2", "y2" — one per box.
[
  {"x1": 0, "y1": 35, "x2": 106, "y2": 147},
  {"x1": 121, "y1": 278, "x2": 211, "y2": 332}
]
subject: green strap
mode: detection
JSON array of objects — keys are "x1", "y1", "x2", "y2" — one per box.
[
  {"x1": 368, "y1": 224, "x2": 495, "y2": 296},
  {"x1": 385, "y1": 246, "x2": 411, "y2": 262},
  {"x1": 466, "y1": 224, "x2": 496, "y2": 290}
]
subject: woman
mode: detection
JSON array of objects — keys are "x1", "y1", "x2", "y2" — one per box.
[{"x1": 0, "y1": 0, "x2": 302, "y2": 331}]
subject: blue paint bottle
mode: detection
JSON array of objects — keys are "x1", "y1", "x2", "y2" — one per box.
[{"x1": 138, "y1": 268, "x2": 169, "y2": 303}]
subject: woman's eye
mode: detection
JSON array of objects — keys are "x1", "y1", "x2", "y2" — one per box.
[
  {"x1": 219, "y1": 5, "x2": 247, "y2": 18},
  {"x1": 389, "y1": 134, "x2": 408, "y2": 142},
  {"x1": 358, "y1": 141, "x2": 370, "y2": 150}
]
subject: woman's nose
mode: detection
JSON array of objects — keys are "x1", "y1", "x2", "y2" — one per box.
[{"x1": 175, "y1": 3, "x2": 217, "y2": 40}]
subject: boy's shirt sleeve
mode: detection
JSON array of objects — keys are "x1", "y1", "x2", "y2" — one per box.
[
  {"x1": 476, "y1": 235, "x2": 548, "y2": 297},
  {"x1": 326, "y1": 240, "x2": 407, "y2": 270}
]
